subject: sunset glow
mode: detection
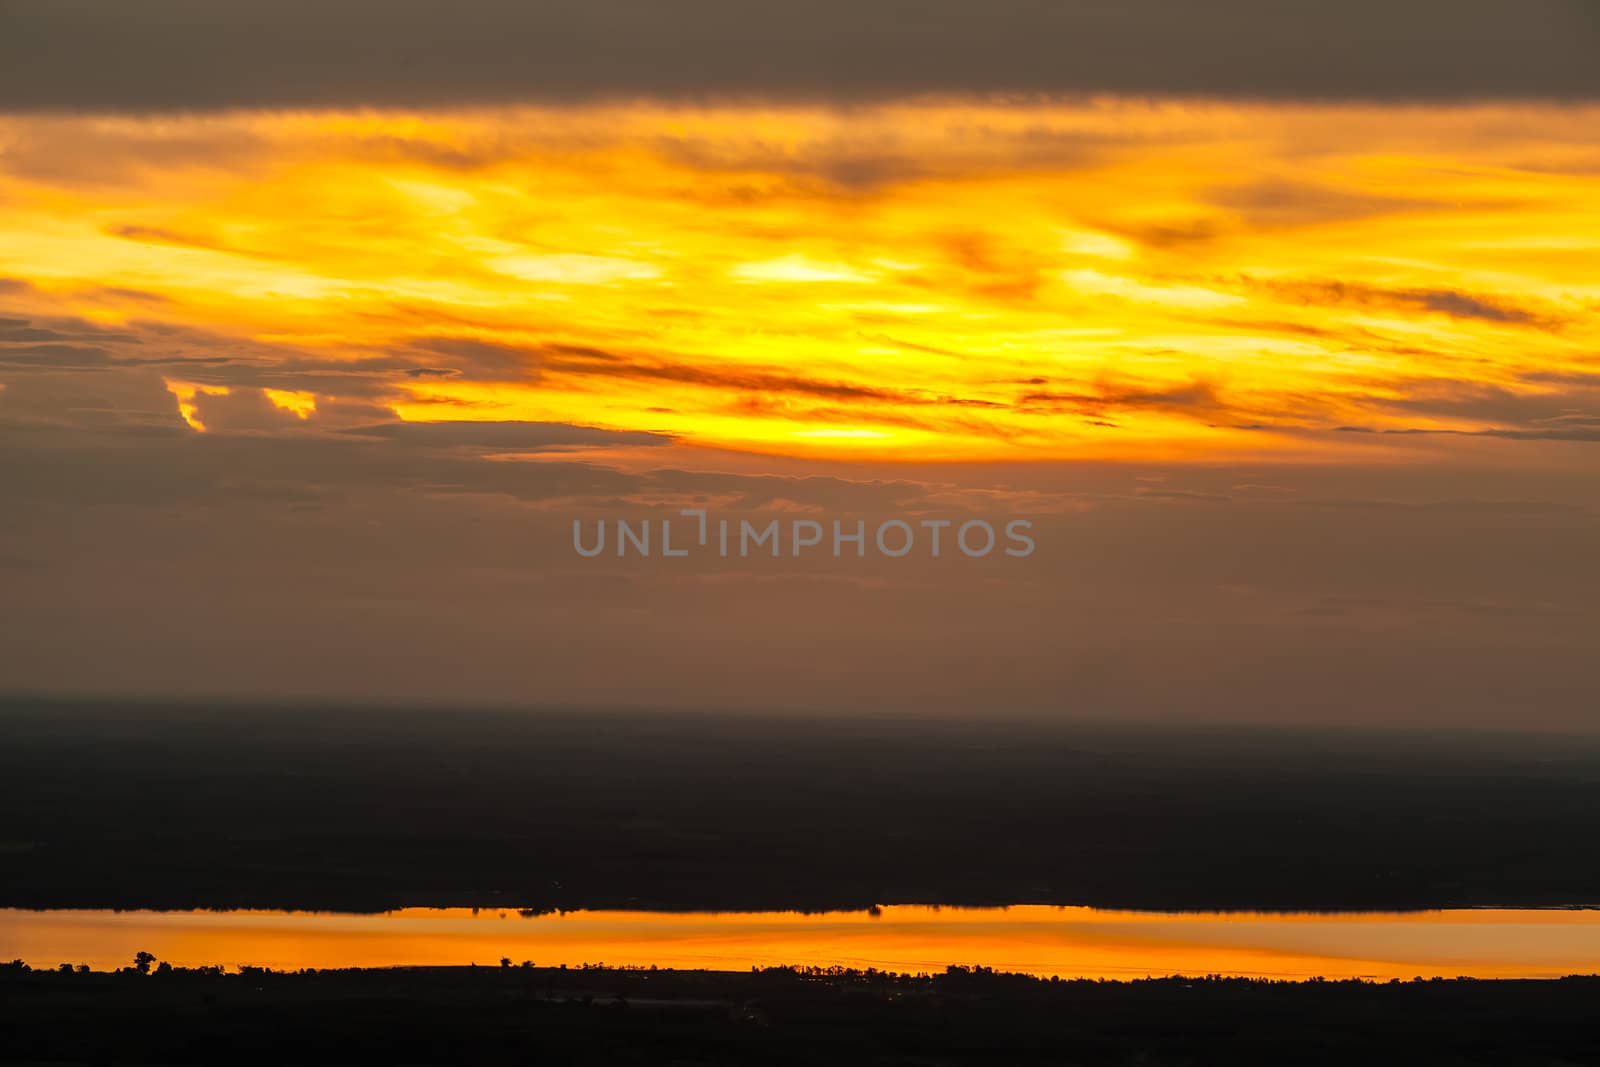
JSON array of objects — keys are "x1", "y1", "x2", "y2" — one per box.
[{"x1": 4, "y1": 101, "x2": 1597, "y2": 460}]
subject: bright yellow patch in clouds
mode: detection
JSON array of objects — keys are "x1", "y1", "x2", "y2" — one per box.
[
  {"x1": 163, "y1": 379, "x2": 231, "y2": 432},
  {"x1": 3, "y1": 101, "x2": 1598, "y2": 459},
  {"x1": 263, "y1": 388, "x2": 317, "y2": 419}
]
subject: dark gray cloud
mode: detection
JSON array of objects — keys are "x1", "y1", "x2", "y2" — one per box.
[
  {"x1": 1370, "y1": 377, "x2": 1600, "y2": 426},
  {"x1": 1206, "y1": 179, "x2": 1438, "y2": 230},
  {"x1": 1015, "y1": 379, "x2": 1226, "y2": 419},
  {"x1": 1341, "y1": 424, "x2": 1600, "y2": 442},
  {"x1": 346, "y1": 420, "x2": 672, "y2": 450},
  {"x1": 1247, "y1": 278, "x2": 1557, "y2": 328},
  {"x1": 400, "y1": 333, "x2": 1015, "y2": 419},
  {"x1": 2, "y1": 1, "x2": 1598, "y2": 112},
  {"x1": 0, "y1": 318, "x2": 140, "y2": 345},
  {"x1": 1330, "y1": 372, "x2": 1600, "y2": 442}
]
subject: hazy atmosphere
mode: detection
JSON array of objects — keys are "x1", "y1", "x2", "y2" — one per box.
[
  {"x1": 7, "y1": 6, "x2": 1600, "y2": 1062},
  {"x1": 4, "y1": 86, "x2": 1598, "y2": 723}
]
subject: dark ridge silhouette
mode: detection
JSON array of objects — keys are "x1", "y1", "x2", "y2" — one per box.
[{"x1": 5, "y1": 697, "x2": 1600, "y2": 914}]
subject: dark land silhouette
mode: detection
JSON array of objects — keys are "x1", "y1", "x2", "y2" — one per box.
[
  {"x1": 5, "y1": 958, "x2": 1600, "y2": 1065},
  {"x1": 5, "y1": 697, "x2": 1600, "y2": 913}
]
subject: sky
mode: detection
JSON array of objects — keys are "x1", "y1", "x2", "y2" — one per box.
[{"x1": 2, "y1": 3, "x2": 1599, "y2": 726}]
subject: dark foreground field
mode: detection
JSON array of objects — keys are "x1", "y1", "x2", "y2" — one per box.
[
  {"x1": 5, "y1": 961, "x2": 1600, "y2": 1066},
  {"x1": 5, "y1": 698, "x2": 1600, "y2": 912}
]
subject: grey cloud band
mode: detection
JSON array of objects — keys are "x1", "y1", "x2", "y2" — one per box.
[{"x1": 3, "y1": 0, "x2": 1599, "y2": 112}]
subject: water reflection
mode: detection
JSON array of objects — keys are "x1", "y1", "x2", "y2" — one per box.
[{"x1": 3, "y1": 906, "x2": 1599, "y2": 980}]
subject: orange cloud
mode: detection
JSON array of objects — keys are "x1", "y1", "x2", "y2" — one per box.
[{"x1": 2, "y1": 101, "x2": 1597, "y2": 460}]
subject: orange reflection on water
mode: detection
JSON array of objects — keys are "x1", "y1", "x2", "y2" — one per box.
[{"x1": 5, "y1": 906, "x2": 1600, "y2": 980}]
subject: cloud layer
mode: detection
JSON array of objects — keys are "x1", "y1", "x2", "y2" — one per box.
[
  {"x1": 3, "y1": 1, "x2": 1599, "y2": 111},
  {"x1": 4, "y1": 102, "x2": 1598, "y2": 461}
]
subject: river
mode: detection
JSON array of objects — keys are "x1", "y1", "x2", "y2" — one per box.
[{"x1": 5, "y1": 905, "x2": 1600, "y2": 979}]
